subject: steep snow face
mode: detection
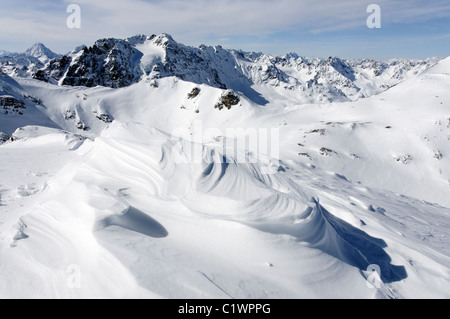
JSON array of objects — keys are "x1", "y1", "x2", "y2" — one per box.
[
  {"x1": 32, "y1": 34, "x2": 438, "y2": 105},
  {"x1": 132, "y1": 35, "x2": 166, "y2": 77}
]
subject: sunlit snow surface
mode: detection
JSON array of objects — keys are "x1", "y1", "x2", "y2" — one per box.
[{"x1": 0, "y1": 58, "x2": 449, "y2": 299}]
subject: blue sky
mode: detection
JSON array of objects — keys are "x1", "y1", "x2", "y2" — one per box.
[{"x1": 0, "y1": 0, "x2": 449, "y2": 60}]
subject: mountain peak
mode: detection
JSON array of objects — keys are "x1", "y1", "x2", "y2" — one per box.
[
  {"x1": 25, "y1": 43, "x2": 59, "y2": 63},
  {"x1": 151, "y1": 33, "x2": 176, "y2": 47},
  {"x1": 25, "y1": 43, "x2": 48, "y2": 55}
]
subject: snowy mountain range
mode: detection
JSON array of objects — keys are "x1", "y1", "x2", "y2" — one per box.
[
  {"x1": 0, "y1": 34, "x2": 449, "y2": 299},
  {"x1": 0, "y1": 43, "x2": 61, "y2": 78},
  {"x1": 0, "y1": 50, "x2": 11, "y2": 56},
  {"x1": 1, "y1": 35, "x2": 437, "y2": 104}
]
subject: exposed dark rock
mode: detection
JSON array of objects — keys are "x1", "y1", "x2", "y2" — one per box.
[
  {"x1": 187, "y1": 87, "x2": 200, "y2": 99},
  {"x1": 215, "y1": 90, "x2": 240, "y2": 110}
]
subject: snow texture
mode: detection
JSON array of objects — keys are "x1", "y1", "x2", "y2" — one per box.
[{"x1": 0, "y1": 36, "x2": 449, "y2": 299}]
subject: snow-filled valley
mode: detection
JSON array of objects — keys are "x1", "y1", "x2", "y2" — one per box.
[{"x1": 0, "y1": 35, "x2": 449, "y2": 299}]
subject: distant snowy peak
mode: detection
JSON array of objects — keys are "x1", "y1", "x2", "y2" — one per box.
[
  {"x1": 0, "y1": 50, "x2": 11, "y2": 57},
  {"x1": 25, "y1": 43, "x2": 60, "y2": 64},
  {"x1": 0, "y1": 43, "x2": 60, "y2": 78},
  {"x1": 21, "y1": 33, "x2": 443, "y2": 104}
]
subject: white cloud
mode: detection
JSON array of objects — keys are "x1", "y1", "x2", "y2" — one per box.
[{"x1": 1, "y1": 0, "x2": 449, "y2": 54}]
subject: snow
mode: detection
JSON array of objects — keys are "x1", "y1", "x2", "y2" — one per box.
[
  {"x1": 0, "y1": 35, "x2": 449, "y2": 299},
  {"x1": 30, "y1": 34, "x2": 438, "y2": 105},
  {"x1": 424, "y1": 56, "x2": 450, "y2": 75},
  {"x1": 0, "y1": 50, "x2": 11, "y2": 57},
  {"x1": 0, "y1": 43, "x2": 60, "y2": 78},
  {"x1": 25, "y1": 43, "x2": 61, "y2": 64},
  {"x1": 134, "y1": 39, "x2": 166, "y2": 76},
  {"x1": 1, "y1": 120, "x2": 448, "y2": 298}
]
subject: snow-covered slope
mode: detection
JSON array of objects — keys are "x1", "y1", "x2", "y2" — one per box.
[
  {"x1": 275, "y1": 56, "x2": 450, "y2": 208},
  {"x1": 0, "y1": 37, "x2": 449, "y2": 299},
  {"x1": 0, "y1": 71, "x2": 59, "y2": 138},
  {"x1": 13, "y1": 57, "x2": 450, "y2": 208},
  {"x1": 0, "y1": 121, "x2": 448, "y2": 298}
]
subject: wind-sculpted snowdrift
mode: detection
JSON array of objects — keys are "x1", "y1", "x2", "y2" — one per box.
[
  {"x1": 0, "y1": 42, "x2": 449, "y2": 300},
  {"x1": 1, "y1": 123, "x2": 420, "y2": 298}
]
